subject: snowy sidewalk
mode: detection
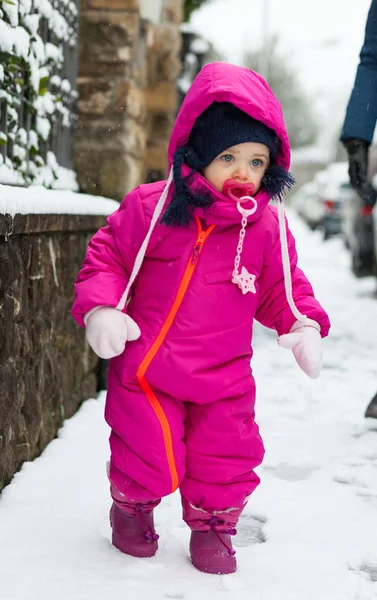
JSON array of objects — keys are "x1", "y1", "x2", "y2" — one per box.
[{"x1": 1, "y1": 212, "x2": 377, "y2": 600}]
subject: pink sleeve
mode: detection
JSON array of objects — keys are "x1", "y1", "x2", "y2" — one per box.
[
  {"x1": 255, "y1": 214, "x2": 330, "y2": 337},
  {"x1": 71, "y1": 187, "x2": 147, "y2": 327}
]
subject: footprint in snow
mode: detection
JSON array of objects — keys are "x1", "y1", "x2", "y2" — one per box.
[
  {"x1": 264, "y1": 462, "x2": 318, "y2": 482},
  {"x1": 234, "y1": 513, "x2": 266, "y2": 547},
  {"x1": 349, "y1": 561, "x2": 377, "y2": 583}
]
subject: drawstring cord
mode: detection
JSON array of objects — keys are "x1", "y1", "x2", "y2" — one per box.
[
  {"x1": 135, "y1": 504, "x2": 160, "y2": 542},
  {"x1": 233, "y1": 196, "x2": 309, "y2": 324},
  {"x1": 116, "y1": 167, "x2": 174, "y2": 312},
  {"x1": 276, "y1": 200, "x2": 307, "y2": 324},
  {"x1": 207, "y1": 516, "x2": 237, "y2": 556}
]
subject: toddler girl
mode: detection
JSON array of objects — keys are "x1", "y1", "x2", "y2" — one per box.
[{"x1": 72, "y1": 62, "x2": 330, "y2": 575}]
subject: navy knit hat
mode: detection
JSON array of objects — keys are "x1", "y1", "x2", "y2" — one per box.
[
  {"x1": 188, "y1": 102, "x2": 280, "y2": 167},
  {"x1": 162, "y1": 102, "x2": 295, "y2": 226}
]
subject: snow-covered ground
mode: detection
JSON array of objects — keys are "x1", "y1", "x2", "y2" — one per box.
[{"x1": 1, "y1": 211, "x2": 377, "y2": 600}]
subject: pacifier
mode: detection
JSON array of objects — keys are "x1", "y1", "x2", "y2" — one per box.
[{"x1": 222, "y1": 179, "x2": 255, "y2": 203}]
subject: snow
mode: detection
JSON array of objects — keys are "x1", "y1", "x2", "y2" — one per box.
[
  {"x1": 23, "y1": 13, "x2": 40, "y2": 36},
  {"x1": 0, "y1": 0, "x2": 77, "y2": 184},
  {"x1": 0, "y1": 20, "x2": 29, "y2": 56},
  {"x1": 61, "y1": 79, "x2": 72, "y2": 93},
  {"x1": 0, "y1": 164, "x2": 25, "y2": 186},
  {"x1": 177, "y1": 73, "x2": 192, "y2": 94},
  {"x1": 45, "y1": 165, "x2": 79, "y2": 192},
  {"x1": 0, "y1": 153, "x2": 81, "y2": 191},
  {"x1": 190, "y1": 37, "x2": 210, "y2": 55},
  {"x1": 12, "y1": 144, "x2": 26, "y2": 161},
  {"x1": 291, "y1": 145, "x2": 332, "y2": 165},
  {"x1": 36, "y1": 115, "x2": 51, "y2": 140},
  {"x1": 0, "y1": 211, "x2": 377, "y2": 599},
  {"x1": 0, "y1": 183, "x2": 119, "y2": 216},
  {"x1": 34, "y1": 0, "x2": 53, "y2": 20},
  {"x1": 2, "y1": 0, "x2": 19, "y2": 27}
]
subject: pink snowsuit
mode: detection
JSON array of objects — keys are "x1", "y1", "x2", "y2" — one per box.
[{"x1": 72, "y1": 63, "x2": 330, "y2": 531}]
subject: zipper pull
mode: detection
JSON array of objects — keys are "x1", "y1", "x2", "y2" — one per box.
[
  {"x1": 191, "y1": 229, "x2": 206, "y2": 265},
  {"x1": 191, "y1": 242, "x2": 202, "y2": 264}
]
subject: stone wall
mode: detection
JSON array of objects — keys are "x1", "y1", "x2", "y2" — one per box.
[
  {"x1": 0, "y1": 213, "x2": 105, "y2": 491},
  {"x1": 143, "y1": 1, "x2": 183, "y2": 183},
  {"x1": 75, "y1": 0, "x2": 183, "y2": 200}
]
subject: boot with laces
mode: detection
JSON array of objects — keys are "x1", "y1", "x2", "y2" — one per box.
[
  {"x1": 110, "y1": 502, "x2": 159, "y2": 558},
  {"x1": 190, "y1": 516, "x2": 237, "y2": 574}
]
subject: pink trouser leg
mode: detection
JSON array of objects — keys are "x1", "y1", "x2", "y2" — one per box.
[
  {"x1": 180, "y1": 390, "x2": 265, "y2": 531},
  {"x1": 105, "y1": 382, "x2": 187, "y2": 559},
  {"x1": 105, "y1": 380, "x2": 187, "y2": 502}
]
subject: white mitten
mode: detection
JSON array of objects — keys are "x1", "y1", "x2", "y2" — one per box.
[
  {"x1": 277, "y1": 320, "x2": 323, "y2": 379},
  {"x1": 85, "y1": 306, "x2": 141, "y2": 359}
]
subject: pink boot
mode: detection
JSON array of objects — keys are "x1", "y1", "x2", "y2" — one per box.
[
  {"x1": 190, "y1": 517, "x2": 237, "y2": 574},
  {"x1": 110, "y1": 502, "x2": 159, "y2": 558}
]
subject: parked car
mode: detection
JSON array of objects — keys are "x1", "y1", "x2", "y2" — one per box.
[
  {"x1": 342, "y1": 183, "x2": 376, "y2": 277},
  {"x1": 317, "y1": 162, "x2": 349, "y2": 240},
  {"x1": 291, "y1": 179, "x2": 324, "y2": 231}
]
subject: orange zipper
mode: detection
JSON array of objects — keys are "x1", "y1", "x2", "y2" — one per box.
[{"x1": 136, "y1": 217, "x2": 215, "y2": 492}]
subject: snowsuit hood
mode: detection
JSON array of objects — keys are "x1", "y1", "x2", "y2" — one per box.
[
  {"x1": 168, "y1": 62, "x2": 291, "y2": 170},
  {"x1": 165, "y1": 62, "x2": 292, "y2": 227}
]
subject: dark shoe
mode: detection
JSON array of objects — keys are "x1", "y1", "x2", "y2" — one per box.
[
  {"x1": 365, "y1": 392, "x2": 377, "y2": 419},
  {"x1": 110, "y1": 502, "x2": 159, "y2": 558},
  {"x1": 190, "y1": 517, "x2": 237, "y2": 574}
]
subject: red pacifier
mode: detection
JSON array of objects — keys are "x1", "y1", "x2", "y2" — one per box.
[{"x1": 222, "y1": 179, "x2": 255, "y2": 203}]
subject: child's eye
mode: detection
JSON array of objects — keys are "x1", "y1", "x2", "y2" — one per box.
[
  {"x1": 220, "y1": 154, "x2": 234, "y2": 163},
  {"x1": 251, "y1": 159, "x2": 263, "y2": 167}
]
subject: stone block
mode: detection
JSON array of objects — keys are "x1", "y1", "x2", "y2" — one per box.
[
  {"x1": 147, "y1": 23, "x2": 182, "y2": 83},
  {"x1": 74, "y1": 147, "x2": 105, "y2": 196},
  {"x1": 0, "y1": 295, "x2": 15, "y2": 364},
  {"x1": 79, "y1": 59, "x2": 133, "y2": 79},
  {"x1": 145, "y1": 82, "x2": 178, "y2": 113},
  {"x1": 161, "y1": 0, "x2": 184, "y2": 24},
  {"x1": 75, "y1": 144, "x2": 143, "y2": 200},
  {"x1": 114, "y1": 80, "x2": 146, "y2": 121},
  {"x1": 82, "y1": 0, "x2": 139, "y2": 10},
  {"x1": 124, "y1": 117, "x2": 148, "y2": 157},
  {"x1": 100, "y1": 151, "x2": 143, "y2": 199},
  {"x1": 75, "y1": 114, "x2": 147, "y2": 159},
  {"x1": 148, "y1": 112, "x2": 175, "y2": 144},
  {"x1": 75, "y1": 116, "x2": 126, "y2": 152},
  {"x1": 0, "y1": 362, "x2": 20, "y2": 431},
  {"x1": 79, "y1": 11, "x2": 139, "y2": 68},
  {"x1": 77, "y1": 78, "x2": 115, "y2": 115},
  {"x1": 143, "y1": 142, "x2": 169, "y2": 173}
]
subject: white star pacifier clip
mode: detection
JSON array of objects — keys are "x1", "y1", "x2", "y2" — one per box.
[{"x1": 232, "y1": 198, "x2": 258, "y2": 294}]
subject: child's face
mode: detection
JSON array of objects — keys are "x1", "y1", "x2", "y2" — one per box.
[{"x1": 202, "y1": 142, "x2": 270, "y2": 196}]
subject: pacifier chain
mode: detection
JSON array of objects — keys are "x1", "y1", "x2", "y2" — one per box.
[{"x1": 232, "y1": 197, "x2": 258, "y2": 294}]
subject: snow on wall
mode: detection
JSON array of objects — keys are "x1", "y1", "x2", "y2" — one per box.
[
  {"x1": 0, "y1": 183, "x2": 119, "y2": 217},
  {"x1": 0, "y1": 0, "x2": 79, "y2": 189}
]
